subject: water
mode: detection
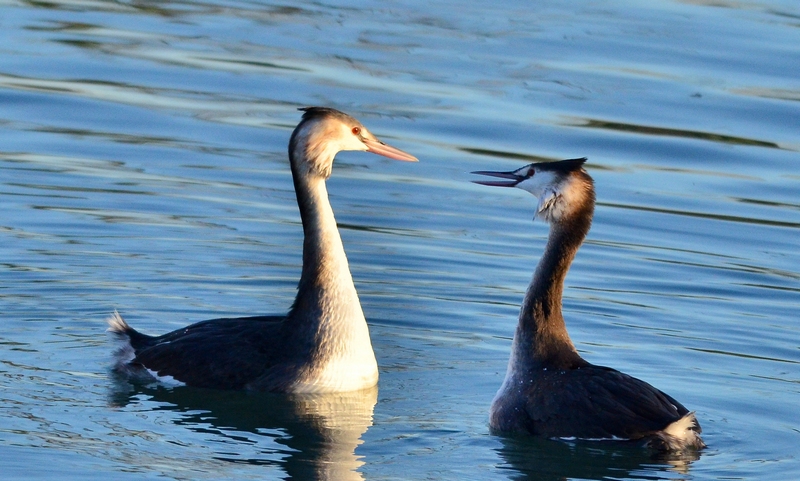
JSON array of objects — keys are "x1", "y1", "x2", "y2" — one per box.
[{"x1": 1, "y1": 0, "x2": 798, "y2": 479}]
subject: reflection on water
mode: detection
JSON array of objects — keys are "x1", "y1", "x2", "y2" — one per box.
[
  {"x1": 599, "y1": 201, "x2": 800, "y2": 228},
  {"x1": 496, "y1": 435, "x2": 700, "y2": 481},
  {"x1": 109, "y1": 381, "x2": 378, "y2": 480},
  {"x1": 573, "y1": 118, "x2": 783, "y2": 149}
]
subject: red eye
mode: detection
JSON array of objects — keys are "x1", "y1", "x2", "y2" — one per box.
[{"x1": 352, "y1": 127, "x2": 361, "y2": 135}]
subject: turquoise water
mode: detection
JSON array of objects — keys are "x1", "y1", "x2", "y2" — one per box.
[{"x1": 1, "y1": 0, "x2": 798, "y2": 479}]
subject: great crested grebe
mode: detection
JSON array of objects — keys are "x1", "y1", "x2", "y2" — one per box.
[
  {"x1": 474, "y1": 158, "x2": 704, "y2": 451},
  {"x1": 109, "y1": 107, "x2": 417, "y2": 393}
]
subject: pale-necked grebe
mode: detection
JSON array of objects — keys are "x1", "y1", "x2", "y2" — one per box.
[
  {"x1": 109, "y1": 107, "x2": 417, "y2": 393},
  {"x1": 473, "y1": 158, "x2": 704, "y2": 451}
]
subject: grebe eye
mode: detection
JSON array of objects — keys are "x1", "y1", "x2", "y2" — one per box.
[{"x1": 352, "y1": 127, "x2": 361, "y2": 135}]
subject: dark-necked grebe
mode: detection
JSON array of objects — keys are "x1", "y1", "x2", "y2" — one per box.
[
  {"x1": 109, "y1": 107, "x2": 417, "y2": 393},
  {"x1": 473, "y1": 158, "x2": 704, "y2": 451}
]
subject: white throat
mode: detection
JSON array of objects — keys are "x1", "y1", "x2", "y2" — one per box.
[{"x1": 288, "y1": 166, "x2": 378, "y2": 392}]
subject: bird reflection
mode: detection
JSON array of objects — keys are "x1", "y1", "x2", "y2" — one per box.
[
  {"x1": 109, "y1": 379, "x2": 377, "y2": 480},
  {"x1": 495, "y1": 434, "x2": 701, "y2": 481}
]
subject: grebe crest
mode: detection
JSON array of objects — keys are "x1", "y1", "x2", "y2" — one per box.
[
  {"x1": 474, "y1": 157, "x2": 593, "y2": 224},
  {"x1": 290, "y1": 107, "x2": 415, "y2": 179}
]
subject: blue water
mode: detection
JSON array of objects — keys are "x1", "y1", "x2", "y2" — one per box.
[{"x1": 1, "y1": 0, "x2": 798, "y2": 479}]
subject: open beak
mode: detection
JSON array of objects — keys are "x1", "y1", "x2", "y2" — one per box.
[
  {"x1": 362, "y1": 137, "x2": 418, "y2": 162},
  {"x1": 471, "y1": 170, "x2": 525, "y2": 187}
]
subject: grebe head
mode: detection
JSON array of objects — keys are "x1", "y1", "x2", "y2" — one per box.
[
  {"x1": 290, "y1": 107, "x2": 417, "y2": 179},
  {"x1": 473, "y1": 157, "x2": 593, "y2": 224}
]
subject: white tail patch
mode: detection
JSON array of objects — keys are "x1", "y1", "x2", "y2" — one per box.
[
  {"x1": 657, "y1": 412, "x2": 706, "y2": 451},
  {"x1": 106, "y1": 310, "x2": 137, "y2": 371},
  {"x1": 663, "y1": 412, "x2": 696, "y2": 438},
  {"x1": 106, "y1": 310, "x2": 130, "y2": 333},
  {"x1": 144, "y1": 369, "x2": 186, "y2": 387},
  {"x1": 105, "y1": 311, "x2": 186, "y2": 387}
]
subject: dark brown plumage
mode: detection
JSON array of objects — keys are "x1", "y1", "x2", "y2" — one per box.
[{"x1": 474, "y1": 158, "x2": 704, "y2": 451}]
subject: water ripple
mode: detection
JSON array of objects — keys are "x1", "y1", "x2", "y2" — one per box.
[{"x1": 572, "y1": 118, "x2": 785, "y2": 150}]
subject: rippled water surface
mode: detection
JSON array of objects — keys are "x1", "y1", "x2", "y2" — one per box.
[{"x1": 1, "y1": 1, "x2": 799, "y2": 479}]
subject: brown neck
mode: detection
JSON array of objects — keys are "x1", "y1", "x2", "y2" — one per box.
[{"x1": 517, "y1": 204, "x2": 593, "y2": 369}]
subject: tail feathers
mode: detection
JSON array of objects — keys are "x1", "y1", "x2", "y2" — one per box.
[
  {"x1": 648, "y1": 412, "x2": 706, "y2": 451},
  {"x1": 107, "y1": 310, "x2": 131, "y2": 336},
  {"x1": 106, "y1": 310, "x2": 142, "y2": 376}
]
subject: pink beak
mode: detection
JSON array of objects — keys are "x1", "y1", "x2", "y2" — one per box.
[{"x1": 363, "y1": 137, "x2": 418, "y2": 162}]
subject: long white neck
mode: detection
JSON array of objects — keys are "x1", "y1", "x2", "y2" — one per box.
[
  {"x1": 290, "y1": 173, "x2": 364, "y2": 324},
  {"x1": 285, "y1": 150, "x2": 378, "y2": 392}
]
